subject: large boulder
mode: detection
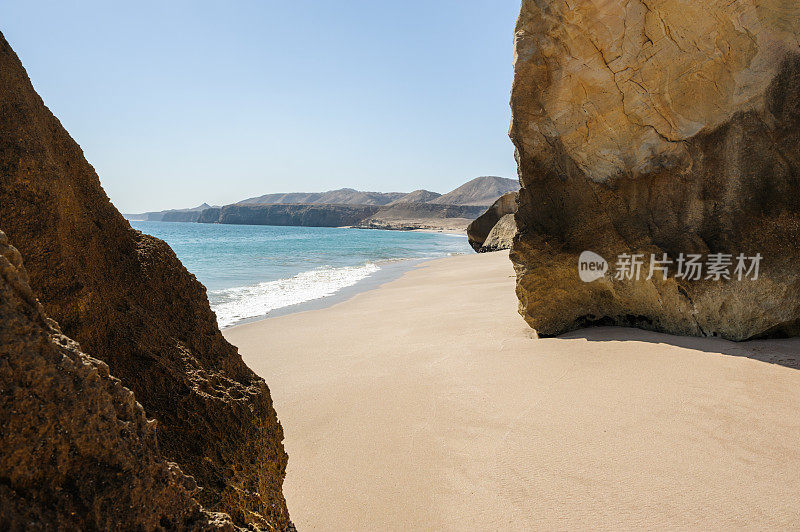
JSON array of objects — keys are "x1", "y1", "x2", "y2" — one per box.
[
  {"x1": 0, "y1": 32, "x2": 290, "y2": 528},
  {"x1": 510, "y1": 0, "x2": 800, "y2": 340},
  {"x1": 481, "y1": 214, "x2": 517, "y2": 252},
  {"x1": 467, "y1": 192, "x2": 518, "y2": 251},
  {"x1": 0, "y1": 231, "x2": 234, "y2": 529}
]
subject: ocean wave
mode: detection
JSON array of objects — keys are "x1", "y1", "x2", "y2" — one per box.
[{"x1": 209, "y1": 262, "x2": 380, "y2": 328}]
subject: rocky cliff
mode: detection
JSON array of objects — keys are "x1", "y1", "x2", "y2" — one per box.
[
  {"x1": 189, "y1": 202, "x2": 484, "y2": 231},
  {"x1": 510, "y1": 0, "x2": 800, "y2": 340},
  {"x1": 0, "y1": 32, "x2": 290, "y2": 528},
  {"x1": 0, "y1": 231, "x2": 236, "y2": 530},
  {"x1": 208, "y1": 203, "x2": 382, "y2": 226}
]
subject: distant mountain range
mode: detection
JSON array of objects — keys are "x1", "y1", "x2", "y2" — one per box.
[
  {"x1": 237, "y1": 189, "x2": 407, "y2": 206},
  {"x1": 125, "y1": 176, "x2": 519, "y2": 231},
  {"x1": 233, "y1": 176, "x2": 517, "y2": 208}
]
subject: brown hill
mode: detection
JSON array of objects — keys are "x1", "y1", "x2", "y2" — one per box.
[
  {"x1": 429, "y1": 176, "x2": 519, "y2": 206},
  {"x1": 388, "y1": 189, "x2": 442, "y2": 205},
  {"x1": 238, "y1": 188, "x2": 405, "y2": 206}
]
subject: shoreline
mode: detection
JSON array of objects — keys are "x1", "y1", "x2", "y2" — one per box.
[
  {"x1": 128, "y1": 219, "x2": 470, "y2": 329},
  {"x1": 222, "y1": 257, "x2": 433, "y2": 328},
  {"x1": 127, "y1": 217, "x2": 471, "y2": 235},
  {"x1": 225, "y1": 251, "x2": 800, "y2": 529},
  {"x1": 219, "y1": 251, "x2": 470, "y2": 329}
]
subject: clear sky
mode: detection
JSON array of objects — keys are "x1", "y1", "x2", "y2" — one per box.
[{"x1": 1, "y1": 1, "x2": 521, "y2": 212}]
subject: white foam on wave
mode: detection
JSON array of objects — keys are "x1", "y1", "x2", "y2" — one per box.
[{"x1": 210, "y1": 262, "x2": 380, "y2": 328}]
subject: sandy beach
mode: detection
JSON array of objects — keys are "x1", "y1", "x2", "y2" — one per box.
[{"x1": 225, "y1": 251, "x2": 800, "y2": 530}]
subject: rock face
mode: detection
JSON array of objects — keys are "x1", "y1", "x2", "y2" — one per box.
[
  {"x1": 0, "y1": 32, "x2": 290, "y2": 528},
  {"x1": 467, "y1": 192, "x2": 518, "y2": 251},
  {"x1": 510, "y1": 0, "x2": 800, "y2": 341},
  {"x1": 481, "y1": 214, "x2": 517, "y2": 253},
  {"x1": 0, "y1": 231, "x2": 234, "y2": 530}
]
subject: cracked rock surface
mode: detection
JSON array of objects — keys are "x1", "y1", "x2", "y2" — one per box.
[{"x1": 510, "y1": 0, "x2": 800, "y2": 340}]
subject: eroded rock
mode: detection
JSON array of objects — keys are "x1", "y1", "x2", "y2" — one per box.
[
  {"x1": 0, "y1": 32, "x2": 290, "y2": 527},
  {"x1": 481, "y1": 214, "x2": 517, "y2": 252},
  {"x1": 0, "y1": 231, "x2": 237, "y2": 530},
  {"x1": 467, "y1": 192, "x2": 518, "y2": 251},
  {"x1": 510, "y1": 0, "x2": 800, "y2": 340}
]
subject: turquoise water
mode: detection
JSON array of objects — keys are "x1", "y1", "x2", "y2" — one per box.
[{"x1": 130, "y1": 221, "x2": 471, "y2": 327}]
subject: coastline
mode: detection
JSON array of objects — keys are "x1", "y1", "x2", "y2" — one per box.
[
  {"x1": 225, "y1": 251, "x2": 800, "y2": 529},
  {"x1": 126, "y1": 217, "x2": 472, "y2": 235},
  {"x1": 340, "y1": 225, "x2": 467, "y2": 235}
]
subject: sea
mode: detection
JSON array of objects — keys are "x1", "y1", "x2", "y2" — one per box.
[{"x1": 130, "y1": 221, "x2": 472, "y2": 328}]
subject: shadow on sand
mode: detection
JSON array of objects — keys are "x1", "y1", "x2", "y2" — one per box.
[{"x1": 557, "y1": 326, "x2": 800, "y2": 370}]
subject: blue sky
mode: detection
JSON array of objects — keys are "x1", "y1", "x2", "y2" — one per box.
[{"x1": 1, "y1": 1, "x2": 521, "y2": 212}]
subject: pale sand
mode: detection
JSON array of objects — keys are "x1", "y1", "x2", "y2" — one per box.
[{"x1": 225, "y1": 251, "x2": 800, "y2": 530}]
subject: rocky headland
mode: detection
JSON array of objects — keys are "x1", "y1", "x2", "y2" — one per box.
[
  {"x1": 510, "y1": 0, "x2": 800, "y2": 341},
  {"x1": 126, "y1": 203, "x2": 218, "y2": 222}
]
